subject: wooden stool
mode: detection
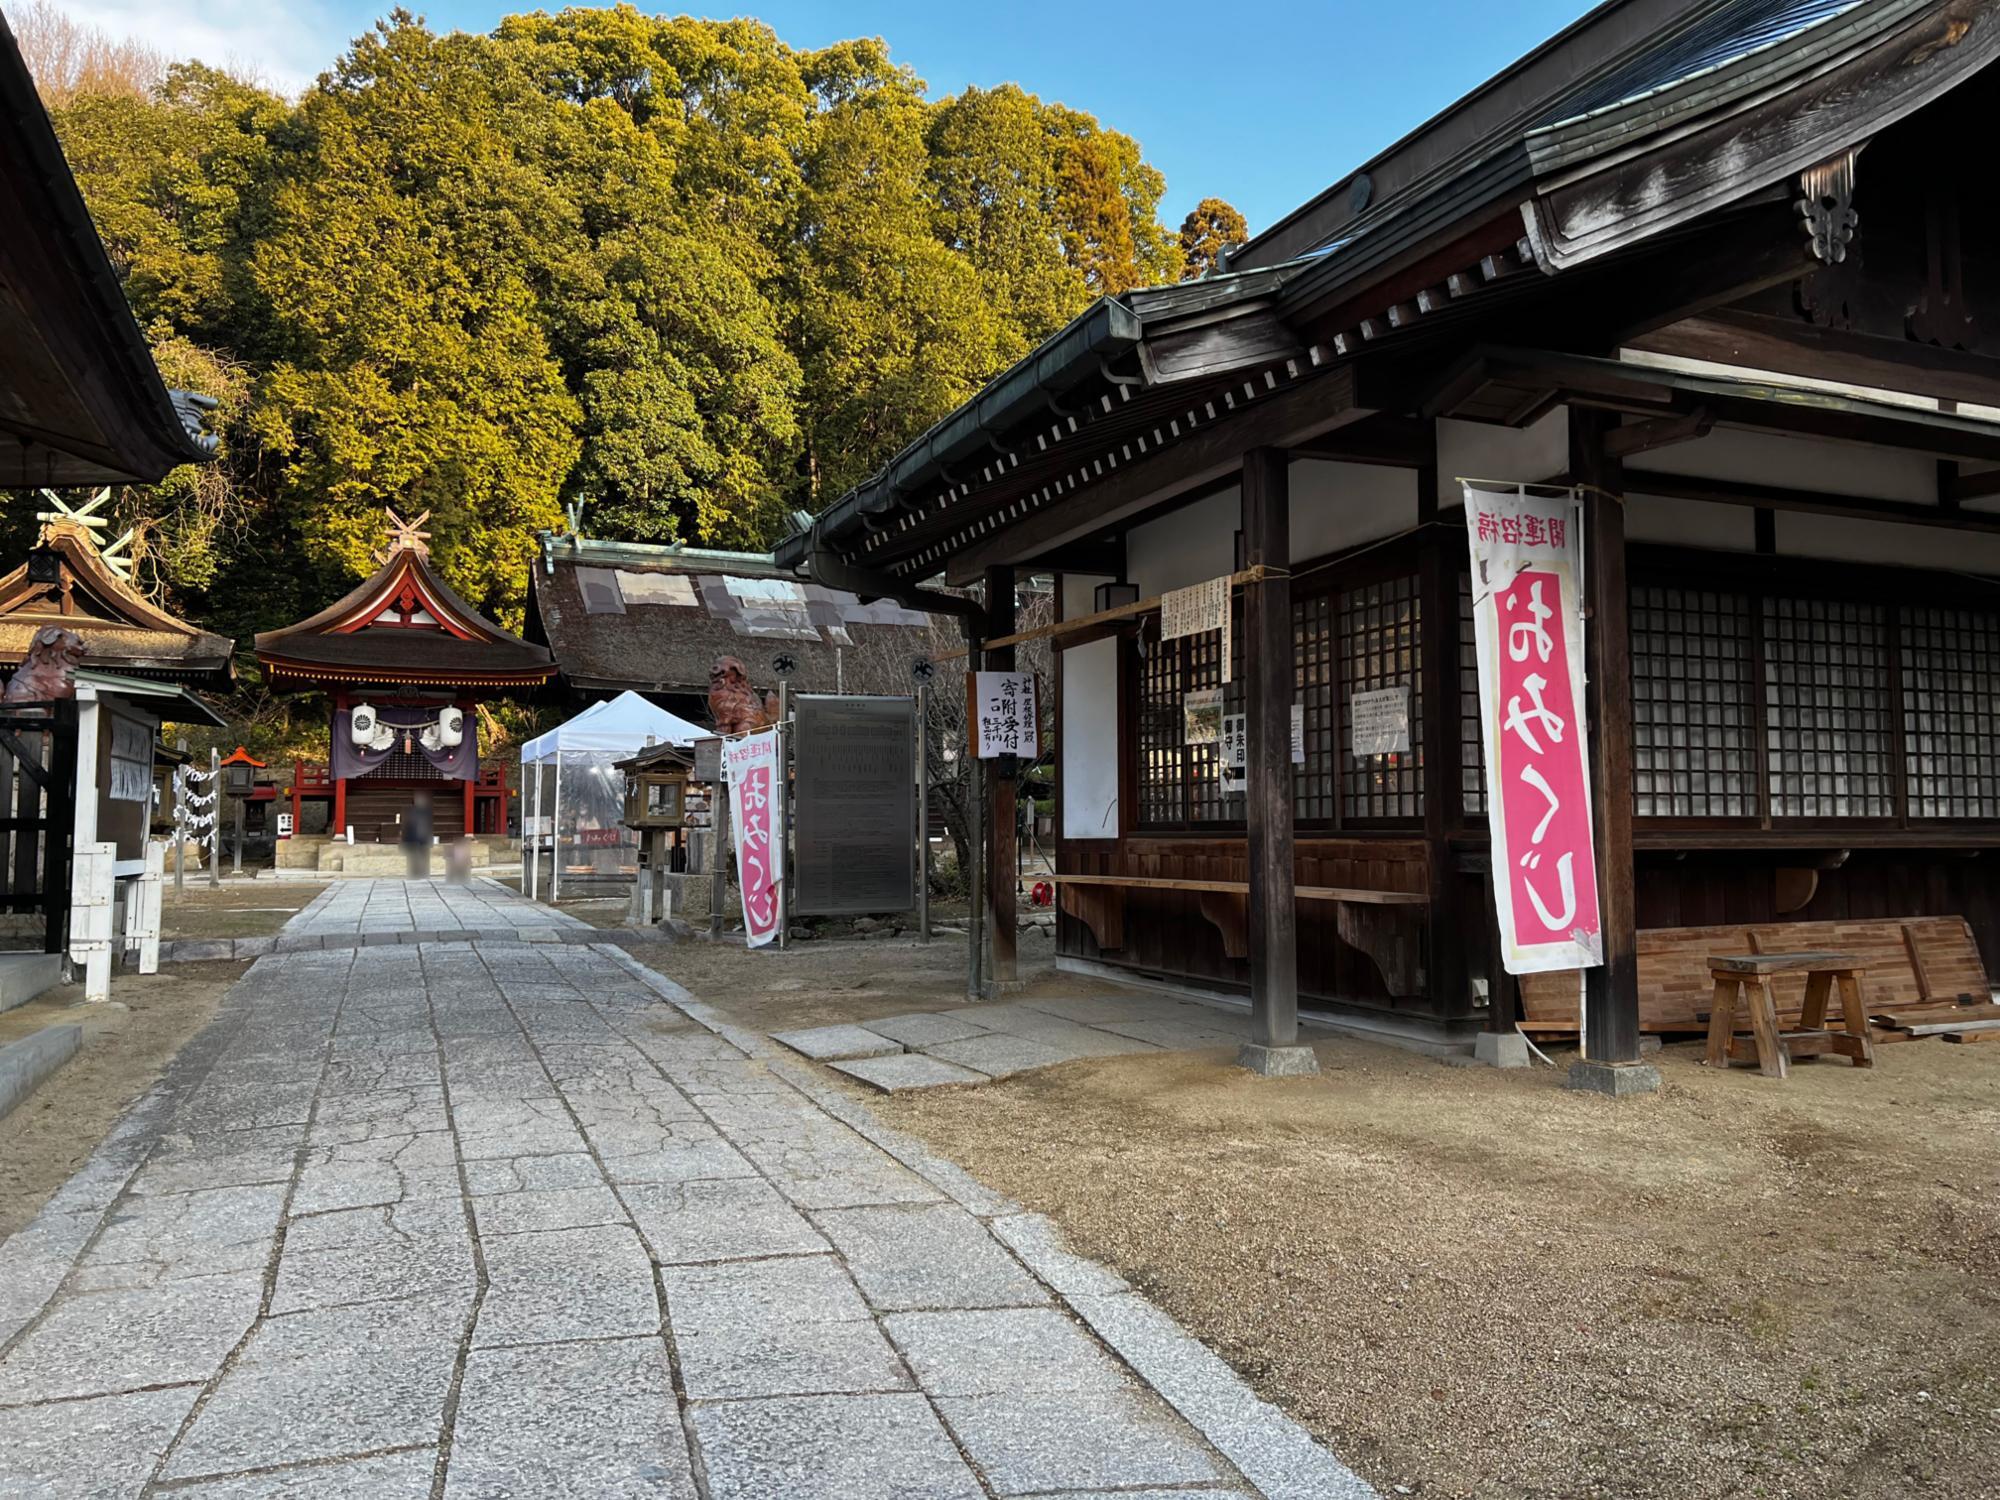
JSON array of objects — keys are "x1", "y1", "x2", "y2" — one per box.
[{"x1": 1704, "y1": 952, "x2": 1876, "y2": 1079}]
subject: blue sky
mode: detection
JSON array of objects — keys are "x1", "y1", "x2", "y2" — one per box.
[{"x1": 60, "y1": 0, "x2": 1603, "y2": 232}]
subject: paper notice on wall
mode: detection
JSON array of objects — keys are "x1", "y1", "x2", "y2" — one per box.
[
  {"x1": 1161, "y1": 576, "x2": 1232, "y2": 682},
  {"x1": 969, "y1": 672, "x2": 1038, "y2": 758},
  {"x1": 1221, "y1": 713, "x2": 1245, "y2": 794},
  {"x1": 1184, "y1": 688, "x2": 1222, "y2": 745},
  {"x1": 1349, "y1": 685, "x2": 1411, "y2": 758},
  {"x1": 1291, "y1": 703, "x2": 1305, "y2": 764}
]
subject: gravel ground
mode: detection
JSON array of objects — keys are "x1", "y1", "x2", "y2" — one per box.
[
  {"x1": 162, "y1": 879, "x2": 328, "y2": 938},
  {"x1": 865, "y1": 1028, "x2": 2000, "y2": 1499}
]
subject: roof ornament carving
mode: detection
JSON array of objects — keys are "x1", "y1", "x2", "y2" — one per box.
[
  {"x1": 34, "y1": 487, "x2": 136, "y2": 579},
  {"x1": 372, "y1": 507, "x2": 432, "y2": 563}
]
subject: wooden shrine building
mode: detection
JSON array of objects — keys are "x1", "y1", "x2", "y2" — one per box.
[
  {"x1": 779, "y1": 0, "x2": 2000, "y2": 1086},
  {"x1": 254, "y1": 512, "x2": 555, "y2": 850}
]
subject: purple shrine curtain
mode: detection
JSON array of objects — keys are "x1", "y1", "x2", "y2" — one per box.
[{"x1": 332, "y1": 705, "x2": 478, "y2": 781}]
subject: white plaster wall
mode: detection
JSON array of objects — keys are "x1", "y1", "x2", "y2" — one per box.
[
  {"x1": 1061, "y1": 574, "x2": 1107, "y2": 620},
  {"x1": 1625, "y1": 493, "x2": 1756, "y2": 552},
  {"x1": 1437, "y1": 409, "x2": 1569, "y2": 505},
  {"x1": 1060, "y1": 636, "x2": 1120, "y2": 839},
  {"x1": 1629, "y1": 427, "x2": 1938, "y2": 503},
  {"x1": 1125, "y1": 490, "x2": 1237, "y2": 596},
  {"x1": 1772, "y1": 512, "x2": 2000, "y2": 576},
  {"x1": 1289, "y1": 460, "x2": 1417, "y2": 560}
]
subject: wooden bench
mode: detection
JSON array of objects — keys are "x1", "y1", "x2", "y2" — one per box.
[
  {"x1": 1704, "y1": 951, "x2": 1874, "y2": 1079},
  {"x1": 1050, "y1": 873, "x2": 1428, "y2": 985},
  {"x1": 1520, "y1": 916, "x2": 1990, "y2": 1035}
]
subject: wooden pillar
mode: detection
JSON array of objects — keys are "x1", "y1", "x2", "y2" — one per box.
[
  {"x1": 983, "y1": 564, "x2": 1018, "y2": 986},
  {"x1": 1242, "y1": 448, "x2": 1300, "y2": 1051},
  {"x1": 332, "y1": 691, "x2": 348, "y2": 837},
  {"x1": 461, "y1": 697, "x2": 477, "y2": 838},
  {"x1": 1573, "y1": 409, "x2": 1643, "y2": 1066},
  {"x1": 1416, "y1": 430, "x2": 1471, "y2": 1024}
]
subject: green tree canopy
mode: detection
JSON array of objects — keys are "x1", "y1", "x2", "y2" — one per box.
[
  {"x1": 48, "y1": 5, "x2": 1188, "y2": 636},
  {"x1": 1179, "y1": 196, "x2": 1249, "y2": 280}
]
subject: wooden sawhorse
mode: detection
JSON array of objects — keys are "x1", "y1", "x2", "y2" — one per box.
[{"x1": 1704, "y1": 951, "x2": 1876, "y2": 1079}]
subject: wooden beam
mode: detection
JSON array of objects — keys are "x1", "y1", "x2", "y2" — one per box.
[
  {"x1": 1634, "y1": 311, "x2": 2000, "y2": 412},
  {"x1": 1601, "y1": 408, "x2": 1713, "y2": 459},
  {"x1": 1622, "y1": 469, "x2": 2000, "y2": 537},
  {"x1": 932, "y1": 566, "x2": 1276, "y2": 662},
  {"x1": 984, "y1": 565, "x2": 1018, "y2": 987},
  {"x1": 1241, "y1": 449, "x2": 1299, "y2": 1052},
  {"x1": 1416, "y1": 425, "x2": 1471, "y2": 1022},
  {"x1": 1574, "y1": 410, "x2": 1642, "y2": 1066},
  {"x1": 943, "y1": 365, "x2": 1360, "y2": 586},
  {"x1": 1288, "y1": 412, "x2": 1429, "y2": 468}
]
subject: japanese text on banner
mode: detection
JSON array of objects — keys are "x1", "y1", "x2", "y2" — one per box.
[
  {"x1": 1161, "y1": 576, "x2": 1232, "y2": 683},
  {"x1": 970, "y1": 672, "x2": 1038, "y2": 759},
  {"x1": 724, "y1": 729, "x2": 783, "y2": 948},
  {"x1": 1466, "y1": 482, "x2": 1602, "y2": 975}
]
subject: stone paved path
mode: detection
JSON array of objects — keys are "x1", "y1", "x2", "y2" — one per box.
[{"x1": 0, "y1": 880, "x2": 1374, "y2": 1499}]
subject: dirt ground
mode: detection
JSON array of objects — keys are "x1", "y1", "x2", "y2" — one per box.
[
  {"x1": 632, "y1": 925, "x2": 1127, "y2": 1033},
  {"x1": 0, "y1": 962, "x2": 246, "y2": 1238},
  {"x1": 640, "y1": 933, "x2": 2000, "y2": 1500},
  {"x1": 161, "y1": 878, "x2": 327, "y2": 939}
]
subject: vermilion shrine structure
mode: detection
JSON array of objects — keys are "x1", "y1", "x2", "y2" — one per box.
[{"x1": 254, "y1": 512, "x2": 554, "y2": 857}]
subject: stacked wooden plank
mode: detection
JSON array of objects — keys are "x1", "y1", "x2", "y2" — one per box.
[{"x1": 1519, "y1": 916, "x2": 1992, "y2": 1035}]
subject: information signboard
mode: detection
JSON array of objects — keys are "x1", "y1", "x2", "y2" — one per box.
[{"x1": 792, "y1": 695, "x2": 916, "y2": 916}]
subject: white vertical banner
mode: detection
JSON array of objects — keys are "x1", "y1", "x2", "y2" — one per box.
[
  {"x1": 1466, "y1": 482, "x2": 1603, "y2": 975},
  {"x1": 724, "y1": 730, "x2": 783, "y2": 947}
]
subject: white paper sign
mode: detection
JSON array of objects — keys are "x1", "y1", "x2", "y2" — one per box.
[
  {"x1": 1291, "y1": 703, "x2": 1305, "y2": 765},
  {"x1": 1349, "y1": 686, "x2": 1411, "y2": 758},
  {"x1": 1161, "y1": 576, "x2": 1231, "y2": 683},
  {"x1": 970, "y1": 672, "x2": 1038, "y2": 758},
  {"x1": 1183, "y1": 688, "x2": 1222, "y2": 744},
  {"x1": 1221, "y1": 713, "x2": 1245, "y2": 794}
]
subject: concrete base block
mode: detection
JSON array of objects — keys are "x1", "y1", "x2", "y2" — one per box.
[
  {"x1": 1565, "y1": 1058, "x2": 1663, "y2": 1098},
  {"x1": 1237, "y1": 1042, "x2": 1320, "y2": 1078},
  {"x1": 0, "y1": 953, "x2": 61, "y2": 1014},
  {"x1": 1473, "y1": 1031, "x2": 1531, "y2": 1069},
  {"x1": 0, "y1": 1024, "x2": 83, "y2": 1121}
]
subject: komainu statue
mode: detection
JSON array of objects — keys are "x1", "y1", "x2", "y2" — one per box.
[
  {"x1": 3, "y1": 626, "x2": 85, "y2": 703},
  {"x1": 708, "y1": 655, "x2": 777, "y2": 736}
]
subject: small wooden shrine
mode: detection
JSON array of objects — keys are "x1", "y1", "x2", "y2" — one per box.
[
  {"x1": 0, "y1": 491, "x2": 232, "y2": 690},
  {"x1": 254, "y1": 510, "x2": 554, "y2": 847}
]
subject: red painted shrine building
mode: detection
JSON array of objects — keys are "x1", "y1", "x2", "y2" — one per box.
[{"x1": 254, "y1": 514, "x2": 554, "y2": 850}]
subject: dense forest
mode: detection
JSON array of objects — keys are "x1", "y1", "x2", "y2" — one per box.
[{"x1": 19, "y1": 2, "x2": 1246, "y2": 651}]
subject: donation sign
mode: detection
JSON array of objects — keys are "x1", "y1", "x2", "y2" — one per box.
[
  {"x1": 724, "y1": 729, "x2": 783, "y2": 948},
  {"x1": 970, "y1": 672, "x2": 1038, "y2": 758},
  {"x1": 1466, "y1": 482, "x2": 1601, "y2": 974}
]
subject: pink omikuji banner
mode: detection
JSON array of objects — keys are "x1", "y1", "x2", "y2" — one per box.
[
  {"x1": 1466, "y1": 483, "x2": 1602, "y2": 975},
  {"x1": 724, "y1": 729, "x2": 783, "y2": 949}
]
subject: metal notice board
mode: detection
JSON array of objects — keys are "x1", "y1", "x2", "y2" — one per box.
[{"x1": 792, "y1": 694, "x2": 916, "y2": 916}]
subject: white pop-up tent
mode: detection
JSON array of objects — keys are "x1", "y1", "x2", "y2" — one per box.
[{"x1": 521, "y1": 691, "x2": 707, "y2": 901}]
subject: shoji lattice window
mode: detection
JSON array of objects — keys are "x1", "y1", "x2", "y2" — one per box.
[
  {"x1": 1135, "y1": 631, "x2": 1186, "y2": 827},
  {"x1": 1902, "y1": 606, "x2": 2000, "y2": 819},
  {"x1": 1459, "y1": 573, "x2": 1485, "y2": 816},
  {"x1": 1294, "y1": 592, "x2": 1338, "y2": 822},
  {"x1": 1631, "y1": 587, "x2": 1757, "y2": 818},
  {"x1": 1341, "y1": 574, "x2": 1423, "y2": 821},
  {"x1": 1185, "y1": 616, "x2": 1235, "y2": 825},
  {"x1": 1763, "y1": 597, "x2": 1893, "y2": 819}
]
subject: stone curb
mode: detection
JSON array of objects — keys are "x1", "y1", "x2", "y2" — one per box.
[
  {"x1": 0, "y1": 1024, "x2": 81, "y2": 1123},
  {"x1": 155, "y1": 923, "x2": 668, "y2": 964},
  {"x1": 590, "y1": 941, "x2": 1382, "y2": 1500}
]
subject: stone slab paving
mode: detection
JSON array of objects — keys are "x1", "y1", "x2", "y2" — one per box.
[
  {"x1": 0, "y1": 878, "x2": 1376, "y2": 1499},
  {"x1": 785, "y1": 989, "x2": 1309, "y2": 1091}
]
